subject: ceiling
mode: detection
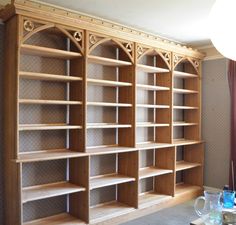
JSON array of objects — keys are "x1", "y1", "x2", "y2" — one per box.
[{"x1": 39, "y1": 0, "x2": 216, "y2": 47}]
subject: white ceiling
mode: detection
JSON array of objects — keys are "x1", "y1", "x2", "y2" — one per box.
[{"x1": 40, "y1": 0, "x2": 215, "y2": 47}]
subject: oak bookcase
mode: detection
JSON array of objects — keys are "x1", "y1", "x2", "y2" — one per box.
[{"x1": 1, "y1": 1, "x2": 204, "y2": 224}]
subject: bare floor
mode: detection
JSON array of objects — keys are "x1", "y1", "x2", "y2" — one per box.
[{"x1": 121, "y1": 200, "x2": 198, "y2": 225}]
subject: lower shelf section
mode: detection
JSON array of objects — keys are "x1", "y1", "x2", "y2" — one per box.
[
  {"x1": 175, "y1": 183, "x2": 203, "y2": 196},
  {"x1": 90, "y1": 201, "x2": 135, "y2": 224},
  {"x1": 24, "y1": 213, "x2": 86, "y2": 225},
  {"x1": 139, "y1": 192, "x2": 172, "y2": 209}
]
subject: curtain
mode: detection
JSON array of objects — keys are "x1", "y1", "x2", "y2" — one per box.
[{"x1": 228, "y1": 60, "x2": 236, "y2": 190}]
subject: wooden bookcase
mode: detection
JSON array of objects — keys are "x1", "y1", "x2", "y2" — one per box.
[{"x1": 1, "y1": 1, "x2": 205, "y2": 224}]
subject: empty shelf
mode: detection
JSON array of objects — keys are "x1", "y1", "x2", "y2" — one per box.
[
  {"x1": 173, "y1": 88, "x2": 198, "y2": 94},
  {"x1": 21, "y1": 44, "x2": 81, "y2": 59},
  {"x1": 87, "y1": 102, "x2": 132, "y2": 107},
  {"x1": 137, "y1": 104, "x2": 169, "y2": 109},
  {"x1": 136, "y1": 84, "x2": 169, "y2": 91},
  {"x1": 174, "y1": 106, "x2": 198, "y2": 110},
  {"x1": 175, "y1": 183, "x2": 202, "y2": 196},
  {"x1": 172, "y1": 139, "x2": 202, "y2": 146},
  {"x1": 87, "y1": 78, "x2": 132, "y2": 87},
  {"x1": 176, "y1": 161, "x2": 201, "y2": 171},
  {"x1": 90, "y1": 173, "x2": 135, "y2": 190},
  {"x1": 19, "y1": 99, "x2": 82, "y2": 105},
  {"x1": 23, "y1": 213, "x2": 86, "y2": 225},
  {"x1": 22, "y1": 181, "x2": 86, "y2": 203},
  {"x1": 90, "y1": 201, "x2": 134, "y2": 224},
  {"x1": 173, "y1": 71, "x2": 198, "y2": 78},
  {"x1": 137, "y1": 64, "x2": 169, "y2": 73},
  {"x1": 19, "y1": 71, "x2": 82, "y2": 82},
  {"x1": 19, "y1": 124, "x2": 82, "y2": 131},
  {"x1": 173, "y1": 121, "x2": 198, "y2": 126},
  {"x1": 86, "y1": 145, "x2": 137, "y2": 155},
  {"x1": 136, "y1": 142, "x2": 173, "y2": 150},
  {"x1": 88, "y1": 55, "x2": 132, "y2": 66},
  {"x1": 139, "y1": 192, "x2": 172, "y2": 209},
  {"x1": 136, "y1": 122, "x2": 169, "y2": 127},
  {"x1": 87, "y1": 123, "x2": 131, "y2": 129},
  {"x1": 139, "y1": 167, "x2": 173, "y2": 179},
  {"x1": 16, "y1": 149, "x2": 87, "y2": 163}
]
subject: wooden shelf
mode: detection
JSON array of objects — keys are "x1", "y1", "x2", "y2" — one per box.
[
  {"x1": 136, "y1": 84, "x2": 169, "y2": 91},
  {"x1": 139, "y1": 192, "x2": 172, "y2": 209},
  {"x1": 137, "y1": 104, "x2": 169, "y2": 109},
  {"x1": 87, "y1": 102, "x2": 132, "y2": 107},
  {"x1": 136, "y1": 122, "x2": 169, "y2": 127},
  {"x1": 173, "y1": 88, "x2": 198, "y2": 94},
  {"x1": 173, "y1": 71, "x2": 198, "y2": 78},
  {"x1": 175, "y1": 183, "x2": 202, "y2": 196},
  {"x1": 22, "y1": 181, "x2": 86, "y2": 203},
  {"x1": 87, "y1": 78, "x2": 132, "y2": 87},
  {"x1": 136, "y1": 142, "x2": 173, "y2": 150},
  {"x1": 19, "y1": 71, "x2": 82, "y2": 82},
  {"x1": 23, "y1": 213, "x2": 86, "y2": 225},
  {"x1": 176, "y1": 161, "x2": 201, "y2": 172},
  {"x1": 90, "y1": 201, "x2": 135, "y2": 224},
  {"x1": 86, "y1": 145, "x2": 137, "y2": 155},
  {"x1": 173, "y1": 121, "x2": 198, "y2": 126},
  {"x1": 172, "y1": 139, "x2": 202, "y2": 146},
  {"x1": 88, "y1": 55, "x2": 132, "y2": 66},
  {"x1": 19, "y1": 99, "x2": 82, "y2": 105},
  {"x1": 16, "y1": 149, "x2": 87, "y2": 163},
  {"x1": 173, "y1": 106, "x2": 198, "y2": 110},
  {"x1": 139, "y1": 167, "x2": 173, "y2": 179},
  {"x1": 87, "y1": 123, "x2": 131, "y2": 129},
  {"x1": 137, "y1": 64, "x2": 169, "y2": 73},
  {"x1": 19, "y1": 124, "x2": 82, "y2": 131},
  {"x1": 21, "y1": 44, "x2": 82, "y2": 59},
  {"x1": 90, "y1": 173, "x2": 135, "y2": 190}
]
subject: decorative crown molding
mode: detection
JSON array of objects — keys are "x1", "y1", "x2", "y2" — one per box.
[{"x1": 0, "y1": 0, "x2": 205, "y2": 59}]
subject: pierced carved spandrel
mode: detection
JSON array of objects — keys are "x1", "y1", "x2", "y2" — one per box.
[
  {"x1": 121, "y1": 41, "x2": 134, "y2": 60},
  {"x1": 136, "y1": 45, "x2": 150, "y2": 60},
  {"x1": 173, "y1": 54, "x2": 184, "y2": 68},
  {"x1": 159, "y1": 51, "x2": 171, "y2": 69},
  {"x1": 88, "y1": 34, "x2": 103, "y2": 50},
  {"x1": 189, "y1": 58, "x2": 200, "y2": 74}
]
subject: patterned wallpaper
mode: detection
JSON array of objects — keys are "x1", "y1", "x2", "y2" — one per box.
[{"x1": 0, "y1": 24, "x2": 4, "y2": 225}]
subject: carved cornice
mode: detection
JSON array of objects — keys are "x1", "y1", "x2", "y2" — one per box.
[{"x1": 0, "y1": 0, "x2": 205, "y2": 59}]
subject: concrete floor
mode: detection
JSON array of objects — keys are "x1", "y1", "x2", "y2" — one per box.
[{"x1": 121, "y1": 200, "x2": 198, "y2": 225}]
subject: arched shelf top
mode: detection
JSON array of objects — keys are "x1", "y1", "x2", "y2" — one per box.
[
  {"x1": 174, "y1": 56, "x2": 199, "y2": 75},
  {"x1": 89, "y1": 37, "x2": 134, "y2": 63},
  {"x1": 21, "y1": 23, "x2": 83, "y2": 55},
  {"x1": 137, "y1": 48, "x2": 171, "y2": 70}
]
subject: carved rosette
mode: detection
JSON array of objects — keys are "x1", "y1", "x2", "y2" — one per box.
[
  {"x1": 73, "y1": 31, "x2": 82, "y2": 42},
  {"x1": 23, "y1": 20, "x2": 34, "y2": 32}
]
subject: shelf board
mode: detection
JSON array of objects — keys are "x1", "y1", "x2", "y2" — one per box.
[
  {"x1": 173, "y1": 88, "x2": 198, "y2": 94},
  {"x1": 136, "y1": 142, "x2": 173, "y2": 150},
  {"x1": 19, "y1": 71, "x2": 82, "y2": 82},
  {"x1": 90, "y1": 201, "x2": 135, "y2": 224},
  {"x1": 16, "y1": 149, "x2": 87, "y2": 163},
  {"x1": 137, "y1": 104, "x2": 169, "y2": 109},
  {"x1": 21, "y1": 44, "x2": 82, "y2": 59},
  {"x1": 173, "y1": 121, "x2": 198, "y2": 126},
  {"x1": 19, "y1": 99, "x2": 82, "y2": 105},
  {"x1": 87, "y1": 78, "x2": 132, "y2": 87},
  {"x1": 139, "y1": 166, "x2": 173, "y2": 179},
  {"x1": 136, "y1": 84, "x2": 170, "y2": 91},
  {"x1": 22, "y1": 181, "x2": 86, "y2": 203},
  {"x1": 90, "y1": 173, "x2": 135, "y2": 190},
  {"x1": 88, "y1": 55, "x2": 132, "y2": 67},
  {"x1": 175, "y1": 183, "x2": 203, "y2": 196},
  {"x1": 137, "y1": 64, "x2": 169, "y2": 73},
  {"x1": 173, "y1": 71, "x2": 198, "y2": 78},
  {"x1": 139, "y1": 192, "x2": 172, "y2": 209},
  {"x1": 86, "y1": 145, "x2": 137, "y2": 155},
  {"x1": 136, "y1": 122, "x2": 169, "y2": 128},
  {"x1": 87, "y1": 102, "x2": 132, "y2": 107},
  {"x1": 23, "y1": 213, "x2": 86, "y2": 225},
  {"x1": 172, "y1": 139, "x2": 203, "y2": 146},
  {"x1": 173, "y1": 106, "x2": 198, "y2": 110},
  {"x1": 87, "y1": 123, "x2": 131, "y2": 129},
  {"x1": 19, "y1": 124, "x2": 82, "y2": 131},
  {"x1": 176, "y1": 160, "x2": 201, "y2": 172}
]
